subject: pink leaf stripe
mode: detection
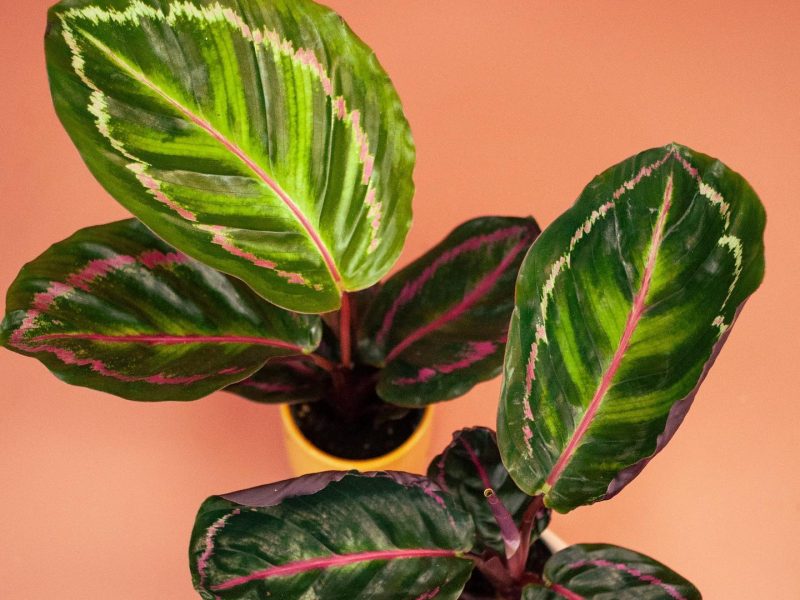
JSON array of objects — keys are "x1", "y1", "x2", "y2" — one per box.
[
  {"x1": 458, "y1": 437, "x2": 492, "y2": 489},
  {"x1": 198, "y1": 225, "x2": 310, "y2": 287},
  {"x1": 393, "y1": 340, "x2": 497, "y2": 385},
  {"x1": 26, "y1": 333, "x2": 302, "y2": 351},
  {"x1": 63, "y1": 3, "x2": 390, "y2": 282},
  {"x1": 521, "y1": 146, "x2": 739, "y2": 460},
  {"x1": 545, "y1": 174, "x2": 675, "y2": 489},
  {"x1": 209, "y1": 549, "x2": 460, "y2": 591},
  {"x1": 379, "y1": 225, "x2": 534, "y2": 362},
  {"x1": 567, "y1": 559, "x2": 688, "y2": 600},
  {"x1": 550, "y1": 584, "x2": 584, "y2": 600},
  {"x1": 9, "y1": 251, "x2": 298, "y2": 385},
  {"x1": 237, "y1": 381, "x2": 302, "y2": 394},
  {"x1": 416, "y1": 587, "x2": 441, "y2": 600},
  {"x1": 70, "y1": 27, "x2": 341, "y2": 287}
]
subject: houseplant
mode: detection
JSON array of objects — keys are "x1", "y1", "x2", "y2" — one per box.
[
  {"x1": 1, "y1": 0, "x2": 539, "y2": 471},
  {"x1": 0, "y1": 0, "x2": 767, "y2": 598},
  {"x1": 189, "y1": 143, "x2": 765, "y2": 598}
]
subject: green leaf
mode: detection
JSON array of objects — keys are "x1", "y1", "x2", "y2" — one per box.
[
  {"x1": 46, "y1": 0, "x2": 415, "y2": 313},
  {"x1": 498, "y1": 144, "x2": 765, "y2": 512},
  {"x1": 521, "y1": 544, "x2": 701, "y2": 599},
  {"x1": 428, "y1": 427, "x2": 548, "y2": 556},
  {"x1": 0, "y1": 219, "x2": 320, "y2": 401},
  {"x1": 359, "y1": 217, "x2": 540, "y2": 406},
  {"x1": 190, "y1": 471, "x2": 476, "y2": 599},
  {"x1": 225, "y1": 355, "x2": 329, "y2": 404}
]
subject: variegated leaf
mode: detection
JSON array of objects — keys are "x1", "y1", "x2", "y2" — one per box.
[
  {"x1": 428, "y1": 427, "x2": 548, "y2": 557},
  {"x1": 521, "y1": 544, "x2": 701, "y2": 599},
  {"x1": 224, "y1": 355, "x2": 329, "y2": 404},
  {"x1": 0, "y1": 220, "x2": 320, "y2": 401},
  {"x1": 190, "y1": 471, "x2": 476, "y2": 599},
  {"x1": 46, "y1": 0, "x2": 415, "y2": 313},
  {"x1": 499, "y1": 144, "x2": 765, "y2": 512},
  {"x1": 359, "y1": 217, "x2": 540, "y2": 406}
]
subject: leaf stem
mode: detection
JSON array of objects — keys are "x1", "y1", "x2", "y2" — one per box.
[
  {"x1": 307, "y1": 353, "x2": 336, "y2": 373},
  {"x1": 484, "y1": 489, "x2": 522, "y2": 559},
  {"x1": 339, "y1": 293, "x2": 353, "y2": 369},
  {"x1": 508, "y1": 494, "x2": 545, "y2": 580}
]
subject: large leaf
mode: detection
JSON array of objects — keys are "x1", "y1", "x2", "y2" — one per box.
[
  {"x1": 0, "y1": 219, "x2": 320, "y2": 401},
  {"x1": 359, "y1": 217, "x2": 540, "y2": 406},
  {"x1": 190, "y1": 471, "x2": 476, "y2": 599},
  {"x1": 225, "y1": 355, "x2": 330, "y2": 404},
  {"x1": 428, "y1": 427, "x2": 547, "y2": 557},
  {"x1": 46, "y1": 0, "x2": 415, "y2": 313},
  {"x1": 522, "y1": 544, "x2": 701, "y2": 599},
  {"x1": 499, "y1": 144, "x2": 765, "y2": 512}
]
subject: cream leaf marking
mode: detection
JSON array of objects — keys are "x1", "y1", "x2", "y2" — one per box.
[
  {"x1": 519, "y1": 148, "x2": 744, "y2": 457},
  {"x1": 197, "y1": 509, "x2": 241, "y2": 588},
  {"x1": 209, "y1": 548, "x2": 461, "y2": 591},
  {"x1": 67, "y1": 26, "x2": 341, "y2": 286},
  {"x1": 9, "y1": 251, "x2": 295, "y2": 383},
  {"x1": 393, "y1": 340, "x2": 497, "y2": 386},
  {"x1": 60, "y1": 0, "x2": 384, "y2": 286},
  {"x1": 544, "y1": 174, "x2": 675, "y2": 489},
  {"x1": 566, "y1": 560, "x2": 687, "y2": 600},
  {"x1": 382, "y1": 226, "x2": 532, "y2": 363}
]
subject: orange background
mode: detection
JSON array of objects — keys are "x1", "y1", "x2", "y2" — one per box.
[{"x1": 1, "y1": 1, "x2": 798, "y2": 598}]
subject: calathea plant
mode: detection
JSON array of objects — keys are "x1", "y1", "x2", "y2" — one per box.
[
  {"x1": 1, "y1": 0, "x2": 540, "y2": 461},
  {"x1": 189, "y1": 145, "x2": 765, "y2": 599}
]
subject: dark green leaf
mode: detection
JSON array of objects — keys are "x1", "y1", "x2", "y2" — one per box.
[
  {"x1": 359, "y1": 217, "x2": 540, "y2": 406},
  {"x1": 190, "y1": 471, "x2": 476, "y2": 599},
  {"x1": 499, "y1": 144, "x2": 766, "y2": 511},
  {"x1": 522, "y1": 544, "x2": 701, "y2": 599},
  {"x1": 46, "y1": 0, "x2": 415, "y2": 313},
  {"x1": 224, "y1": 356, "x2": 329, "y2": 404},
  {"x1": 428, "y1": 427, "x2": 548, "y2": 556},
  {"x1": 0, "y1": 219, "x2": 320, "y2": 401}
]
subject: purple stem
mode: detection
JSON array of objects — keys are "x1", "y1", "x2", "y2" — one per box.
[
  {"x1": 507, "y1": 495, "x2": 545, "y2": 580},
  {"x1": 484, "y1": 489, "x2": 522, "y2": 557},
  {"x1": 458, "y1": 437, "x2": 521, "y2": 558}
]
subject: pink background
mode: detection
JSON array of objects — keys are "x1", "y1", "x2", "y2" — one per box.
[{"x1": 1, "y1": 1, "x2": 798, "y2": 597}]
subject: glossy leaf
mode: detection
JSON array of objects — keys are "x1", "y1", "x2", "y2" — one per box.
[
  {"x1": 499, "y1": 144, "x2": 766, "y2": 511},
  {"x1": 522, "y1": 544, "x2": 701, "y2": 599},
  {"x1": 225, "y1": 355, "x2": 329, "y2": 404},
  {"x1": 46, "y1": 0, "x2": 415, "y2": 313},
  {"x1": 0, "y1": 219, "x2": 320, "y2": 401},
  {"x1": 428, "y1": 427, "x2": 548, "y2": 556},
  {"x1": 190, "y1": 471, "x2": 476, "y2": 599},
  {"x1": 359, "y1": 217, "x2": 540, "y2": 406}
]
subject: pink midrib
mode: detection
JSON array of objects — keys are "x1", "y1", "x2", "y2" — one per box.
[
  {"x1": 545, "y1": 175, "x2": 674, "y2": 489},
  {"x1": 385, "y1": 236, "x2": 530, "y2": 363},
  {"x1": 29, "y1": 333, "x2": 303, "y2": 352},
  {"x1": 550, "y1": 584, "x2": 585, "y2": 600},
  {"x1": 459, "y1": 437, "x2": 492, "y2": 489},
  {"x1": 210, "y1": 548, "x2": 459, "y2": 591},
  {"x1": 83, "y1": 33, "x2": 342, "y2": 286}
]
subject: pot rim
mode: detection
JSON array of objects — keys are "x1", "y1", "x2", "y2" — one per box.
[{"x1": 279, "y1": 403, "x2": 434, "y2": 472}]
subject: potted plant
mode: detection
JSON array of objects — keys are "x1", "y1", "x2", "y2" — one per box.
[
  {"x1": 1, "y1": 0, "x2": 539, "y2": 474},
  {"x1": 2, "y1": 0, "x2": 767, "y2": 598},
  {"x1": 188, "y1": 143, "x2": 765, "y2": 599}
]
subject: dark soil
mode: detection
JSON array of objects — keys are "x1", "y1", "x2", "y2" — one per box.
[{"x1": 290, "y1": 400, "x2": 424, "y2": 460}]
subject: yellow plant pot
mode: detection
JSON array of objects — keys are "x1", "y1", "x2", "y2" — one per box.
[{"x1": 280, "y1": 404, "x2": 434, "y2": 476}]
